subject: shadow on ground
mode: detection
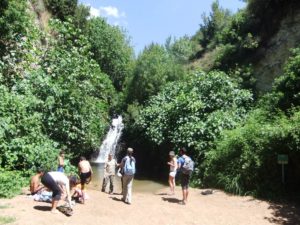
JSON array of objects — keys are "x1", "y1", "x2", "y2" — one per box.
[
  {"x1": 110, "y1": 197, "x2": 123, "y2": 202},
  {"x1": 34, "y1": 206, "x2": 51, "y2": 211},
  {"x1": 161, "y1": 197, "x2": 181, "y2": 204},
  {"x1": 265, "y1": 203, "x2": 300, "y2": 224},
  {"x1": 156, "y1": 192, "x2": 168, "y2": 196}
]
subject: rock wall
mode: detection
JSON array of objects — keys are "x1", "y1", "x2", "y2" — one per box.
[{"x1": 255, "y1": 9, "x2": 300, "y2": 92}]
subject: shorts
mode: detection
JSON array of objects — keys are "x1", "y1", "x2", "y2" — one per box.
[
  {"x1": 169, "y1": 171, "x2": 176, "y2": 178},
  {"x1": 41, "y1": 172, "x2": 61, "y2": 200},
  {"x1": 57, "y1": 166, "x2": 64, "y2": 172},
  {"x1": 180, "y1": 173, "x2": 190, "y2": 190},
  {"x1": 80, "y1": 171, "x2": 92, "y2": 185}
]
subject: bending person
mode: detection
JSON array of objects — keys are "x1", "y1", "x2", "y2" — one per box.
[{"x1": 40, "y1": 171, "x2": 73, "y2": 213}]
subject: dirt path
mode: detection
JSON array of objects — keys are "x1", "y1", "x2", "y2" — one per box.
[{"x1": 1, "y1": 185, "x2": 300, "y2": 225}]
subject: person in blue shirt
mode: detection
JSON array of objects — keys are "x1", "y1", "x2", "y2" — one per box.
[{"x1": 177, "y1": 147, "x2": 191, "y2": 205}]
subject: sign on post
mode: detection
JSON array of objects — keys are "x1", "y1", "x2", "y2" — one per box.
[
  {"x1": 277, "y1": 154, "x2": 288, "y2": 184},
  {"x1": 277, "y1": 154, "x2": 288, "y2": 164}
]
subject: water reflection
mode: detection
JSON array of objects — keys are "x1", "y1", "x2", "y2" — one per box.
[{"x1": 89, "y1": 163, "x2": 167, "y2": 193}]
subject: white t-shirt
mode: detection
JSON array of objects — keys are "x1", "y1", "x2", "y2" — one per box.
[{"x1": 48, "y1": 171, "x2": 70, "y2": 190}]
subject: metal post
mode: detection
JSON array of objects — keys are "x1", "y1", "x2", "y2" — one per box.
[{"x1": 281, "y1": 164, "x2": 285, "y2": 184}]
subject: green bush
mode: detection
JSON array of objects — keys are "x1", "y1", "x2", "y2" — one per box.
[
  {"x1": 274, "y1": 47, "x2": 300, "y2": 110},
  {"x1": 0, "y1": 169, "x2": 27, "y2": 198},
  {"x1": 0, "y1": 84, "x2": 59, "y2": 171},
  {"x1": 204, "y1": 108, "x2": 300, "y2": 197},
  {"x1": 35, "y1": 19, "x2": 115, "y2": 157},
  {"x1": 136, "y1": 70, "x2": 253, "y2": 161}
]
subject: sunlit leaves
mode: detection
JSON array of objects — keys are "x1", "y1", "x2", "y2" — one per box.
[{"x1": 137, "y1": 70, "x2": 253, "y2": 158}]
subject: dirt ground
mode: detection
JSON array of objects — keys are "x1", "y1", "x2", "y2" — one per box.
[{"x1": 1, "y1": 185, "x2": 300, "y2": 225}]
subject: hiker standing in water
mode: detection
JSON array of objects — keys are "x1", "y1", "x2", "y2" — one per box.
[{"x1": 102, "y1": 153, "x2": 118, "y2": 194}]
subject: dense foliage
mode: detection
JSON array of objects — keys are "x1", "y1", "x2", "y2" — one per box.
[
  {"x1": 87, "y1": 18, "x2": 134, "y2": 91},
  {"x1": 137, "y1": 71, "x2": 252, "y2": 152},
  {"x1": 1, "y1": 0, "x2": 300, "y2": 201},
  {"x1": 133, "y1": 70, "x2": 252, "y2": 179},
  {"x1": 0, "y1": 0, "x2": 117, "y2": 197},
  {"x1": 126, "y1": 43, "x2": 184, "y2": 104},
  {"x1": 44, "y1": 0, "x2": 77, "y2": 21},
  {"x1": 36, "y1": 19, "x2": 115, "y2": 157},
  {"x1": 202, "y1": 46, "x2": 300, "y2": 196}
]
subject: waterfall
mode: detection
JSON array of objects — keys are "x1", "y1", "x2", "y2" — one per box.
[{"x1": 94, "y1": 115, "x2": 124, "y2": 163}]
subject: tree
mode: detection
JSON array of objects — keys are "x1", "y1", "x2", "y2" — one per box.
[
  {"x1": 87, "y1": 18, "x2": 134, "y2": 91},
  {"x1": 126, "y1": 43, "x2": 184, "y2": 104},
  {"x1": 198, "y1": 0, "x2": 232, "y2": 50},
  {"x1": 44, "y1": 0, "x2": 78, "y2": 21},
  {"x1": 165, "y1": 36, "x2": 196, "y2": 64},
  {"x1": 73, "y1": 4, "x2": 90, "y2": 30},
  {"x1": 136, "y1": 70, "x2": 253, "y2": 159},
  {"x1": 35, "y1": 19, "x2": 116, "y2": 157}
]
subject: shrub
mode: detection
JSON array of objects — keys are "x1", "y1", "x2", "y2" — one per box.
[
  {"x1": 137, "y1": 70, "x2": 253, "y2": 161},
  {"x1": 0, "y1": 169, "x2": 27, "y2": 198},
  {"x1": 204, "y1": 108, "x2": 300, "y2": 197}
]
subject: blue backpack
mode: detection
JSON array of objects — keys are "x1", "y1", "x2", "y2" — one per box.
[
  {"x1": 181, "y1": 156, "x2": 194, "y2": 175},
  {"x1": 123, "y1": 156, "x2": 136, "y2": 175}
]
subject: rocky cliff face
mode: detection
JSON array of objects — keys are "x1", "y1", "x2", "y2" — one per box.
[{"x1": 254, "y1": 9, "x2": 300, "y2": 92}]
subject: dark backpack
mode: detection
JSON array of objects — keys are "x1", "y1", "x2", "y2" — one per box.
[{"x1": 181, "y1": 156, "x2": 194, "y2": 175}]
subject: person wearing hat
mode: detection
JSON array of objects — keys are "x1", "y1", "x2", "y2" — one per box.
[
  {"x1": 120, "y1": 147, "x2": 136, "y2": 204},
  {"x1": 167, "y1": 151, "x2": 178, "y2": 195}
]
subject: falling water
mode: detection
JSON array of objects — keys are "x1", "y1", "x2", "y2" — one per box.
[
  {"x1": 94, "y1": 115, "x2": 124, "y2": 163},
  {"x1": 89, "y1": 115, "x2": 166, "y2": 193}
]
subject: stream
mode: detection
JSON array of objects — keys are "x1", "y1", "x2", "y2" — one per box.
[{"x1": 88, "y1": 163, "x2": 166, "y2": 193}]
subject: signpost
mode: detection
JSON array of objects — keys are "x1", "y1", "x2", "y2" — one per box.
[{"x1": 277, "y1": 154, "x2": 288, "y2": 184}]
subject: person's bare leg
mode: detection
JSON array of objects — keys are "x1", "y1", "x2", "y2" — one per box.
[
  {"x1": 186, "y1": 188, "x2": 189, "y2": 202},
  {"x1": 51, "y1": 200, "x2": 59, "y2": 213},
  {"x1": 170, "y1": 176, "x2": 175, "y2": 194},
  {"x1": 182, "y1": 189, "x2": 188, "y2": 204},
  {"x1": 168, "y1": 176, "x2": 173, "y2": 194},
  {"x1": 172, "y1": 177, "x2": 176, "y2": 194},
  {"x1": 81, "y1": 183, "x2": 85, "y2": 204}
]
